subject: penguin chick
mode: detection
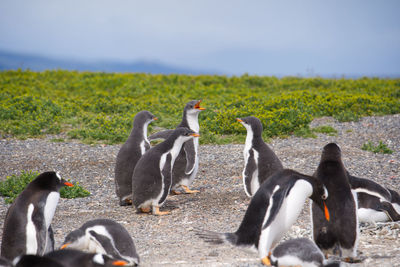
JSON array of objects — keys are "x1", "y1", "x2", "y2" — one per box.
[
  {"x1": 45, "y1": 249, "x2": 128, "y2": 267},
  {"x1": 60, "y1": 218, "x2": 139, "y2": 266},
  {"x1": 1, "y1": 171, "x2": 73, "y2": 260},
  {"x1": 115, "y1": 110, "x2": 157, "y2": 206},
  {"x1": 236, "y1": 116, "x2": 283, "y2": 197},
  {"x1": 270, "y1": 238, "x2": 344, "y2": 267},
  {"x1": 132, "y1": 127, "x2": 200, "y2": 215},
  {"x1": 349, "y1": 174, "x2": 400, "y2": 222},
  {"x1": 312, "y1": 143, "x2": 359, "y2": 260},
  {"x1": 148, "y1": 100, "x2": 205, "y2": 194},
  {"x1": 196, "y1": 169, "x2": 329, "y2": 266}
]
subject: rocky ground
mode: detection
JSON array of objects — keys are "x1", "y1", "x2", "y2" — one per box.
[{"x1": 0, "y1": 114, "x2": 399, "y2": 266}]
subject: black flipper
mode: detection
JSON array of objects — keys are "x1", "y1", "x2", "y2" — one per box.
[
  {"x1": 148, "y1": 129, "x2": 174, "y2": 141},
  {"x1": 184, "y1": 140, "x2": 196, "y2": 175},
  {"x1": 262, "y1": 185, "x2": 291, "y2": 230},
  {"x1": 243, "y1": 149, "x2": 257, "y2": 196}
]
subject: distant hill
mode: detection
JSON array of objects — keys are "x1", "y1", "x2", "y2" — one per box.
[{"x1": 0, "y1": 50, "x2": 216, "y2": 75}]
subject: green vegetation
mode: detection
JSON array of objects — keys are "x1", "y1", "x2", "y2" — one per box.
[
  {"x1": 312, "y1": 125, "x2": 338, "y2": 136},
  {"x1": 1, "y1": 70, "x2": 399, "y2": 144},
  {"x1": 0, "y1": 170, "x2": 90, "y2": 204},
  {"x1": 361, "y1": 141, "x2": 394, "y2": 154}
]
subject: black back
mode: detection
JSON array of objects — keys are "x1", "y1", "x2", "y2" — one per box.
[
  {"x1": 46, "y1": 249, "x2": 123, "y2": 267},
  {"x1": 312, "y1": 143, "x2": 357, "y2": 254}
]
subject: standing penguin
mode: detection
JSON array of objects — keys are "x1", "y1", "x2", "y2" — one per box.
[
  {"x1": 1, "y1": 171, "x2": 73, "y2": 260},
  {"x1": 312, "y1": 143, "x2": 359, "y2": 260},
  {"x1": 270, "y1": 238, "x2": 343, "y2": 267},
  {"x1": 115, "y1": 110, "x2": 157, "y2": 206},
  {"x1": 349, "y1": 174, "x2": 400, "y2": 222},
  {"x1": 196, "y1": 169, "x2": 330, "y2": 266},
  {"x1": 236, "y1": 116, "x2": 283, "y2": 197},
  {"x1": 132, "y1": 127, "x2": 200, "y2": 215},
  {"x1": 148, "y1": 100, "x2": 205, "y2": 194},
  {"x1": 60, "y1": 218, "x2": 139, "y2": 266}
]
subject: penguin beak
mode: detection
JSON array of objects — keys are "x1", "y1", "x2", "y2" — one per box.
[
  {"x1": 236, "y1": 118, "x2": 243, "y2": 123},
  {"x1": 64, "y1": 182, "x2": 74, "y2": 187},
  {"x1": 112, "y1": 260, "x2": 128, "y2": 266},
  {"x1": 60, "y1": 243, "x2": 70, "y2": 249},
  {"x1": 191, "y1": 133, "x2": 200, "y2": 137},
  {"x1": 323, "y1": 201, "x2": 330, "y2": 221},
  {"x1": 153, "y1": 117, "x2": 158, "y2": 121},
  {"x1": 194, "y1": 100, "x2": 205, "y2": 110}
]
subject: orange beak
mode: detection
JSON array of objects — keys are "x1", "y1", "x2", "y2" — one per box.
[
  {"x1": 64, "y1": 182, "x2": 74, "y2": 187},
  {"x1": 191, "y1": 133, "x2": 200, "y2": 137},
  {"x1": 112, "y1": 260, "x2": 128, "y2": 266},
  {"x1": 194, "y1": 100, "x2": 206, "y2": 110},
  {"x1": 60, "y1": 243, "x2": 70, "y2": 249},
  {"x1": 323, "y1": 201, "x2": 330, "y2": 221},
  {"x1": 153, "y1": 117, "x2": 158, "y2": 121},
  {"x1": 236, "y1": 118, "x2": 243, "y2": 122}
]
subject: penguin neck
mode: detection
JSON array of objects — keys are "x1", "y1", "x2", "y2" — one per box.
[
  {"x1": 245, "y1": 127, "x2": 255, "y2": 149},
  {"x1": 182, "y1": 112, "x2": 200, "y2": 132}
]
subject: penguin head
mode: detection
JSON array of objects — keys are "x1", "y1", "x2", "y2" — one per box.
[
  {"x1": 31, "y1": 171, "x2": 74, "y2": 192},
  {"x1": 310, "y1": 181, "x2": 330, "y2": 221},
  {"x1": 92, "y1": 253, "x2": 128, "y2": 266},
  {"x1": 236, "y1": 116, "x2": 263, "y2": 137},
  {"x1": 173, "y1": 127, "x2": 200, "y2": 142},
  {"x1": 133, "y1": 110, "x2": 157, "y2": 128},
  {"x1": 184, "y1": 100, "x2": 205, "y2": 115},
  {"x1": 321, "y1": 143, "x2": 342, "y2": 162},
  {"x1": 60, "y1": 228, "x2": 86, "y2": 250}
]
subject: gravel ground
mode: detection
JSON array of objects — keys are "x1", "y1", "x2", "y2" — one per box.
[{"x1": 0, "y1": 114, "x2": 399, "y2": 266}]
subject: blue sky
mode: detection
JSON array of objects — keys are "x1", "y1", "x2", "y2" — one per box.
[{"x1": 0, "y1": 0, "x2": 399, "y2": 76}]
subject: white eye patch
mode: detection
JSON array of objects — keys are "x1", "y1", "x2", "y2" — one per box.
[
  {"x1": 93, "y1": 253, "x2": 104, "y2": 264},
  {"x1": 56, "y1": 172, "x2": 62, "y2": 181}
]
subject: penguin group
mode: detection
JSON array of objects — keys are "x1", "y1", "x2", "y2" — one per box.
[{"x1": 1, "y1": 99, "x2": 399, "y2": 266}]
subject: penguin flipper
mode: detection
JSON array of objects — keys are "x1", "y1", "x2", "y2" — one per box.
[
  {"x1": 243, "y1": 149, "x2": 257, "y2": 195},
  {"x1": 194, "y1": 228, "x2": 236, "y2": 245},
  {"x1": 183, "y1": 140, "x2": 196, "y2": 175},
  {"x1": 148, "y1": 129, "x2": 174, "y2": 141},
  {"x1": 44, "y1": 225, "x2": 55, "y2": 254},
  {"x1": 262, "y1": 185, "x2": 291, "y2": 229},
  {"x1": 379, "y1": 201, "x2": 400, "y2": 221},
  {"x1": 158, "y1": 153, "x2": 173, "y2": 205},
  {"x1": 31, "y1": 207, "x2": 47, "y2": 255}
]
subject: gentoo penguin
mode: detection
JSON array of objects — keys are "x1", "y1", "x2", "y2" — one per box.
[
  {"x1": 115, "y1": 110, "x2": 157, "y2": 206},
  {"x1": 13, "y1": 254, "x2": 64, "y2": 267},
  {"x1": 1, "y1": 171, "x2": 73, "y2": 260},
  {"x1": 132, "y1": 127, "x2": 200, "y2": 215},
  {"x1": 148, "y1": 100, "x2": 205, "y2": 194},
  {"x1": 60, "y1": 218, "x2": 139, "y2": 266},
  {"x1": 236, "y1": 116, "x2": 283, "y2": 197},
  {"x1": 312, "y1": 143, "x2": 358, "y2": 260},
  {"x1": 196, "y1": 169, "x2": 330, "y2": 266},
  {"x1": 270, "y1": 238, "x2": 343, "y2": 267},
  {"x1": 349, "y1": 174, "x2": 400, "y2": 222},
  {"x1": 45, "y1": 249, "x2": 128, "y2": 267}
]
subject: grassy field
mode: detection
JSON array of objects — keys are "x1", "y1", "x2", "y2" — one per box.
[{"x1": 1, "y1": 70, "x2": 399, "y2": 144}]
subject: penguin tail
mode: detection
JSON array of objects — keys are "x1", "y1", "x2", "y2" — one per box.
[{"x1": 193, "y1": 228, "x2": 236, "y2": 245}]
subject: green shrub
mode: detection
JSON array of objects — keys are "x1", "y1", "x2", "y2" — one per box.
[
  {"x1": 0, "y1": 170, "x2": 90, "y2": 204},
  {"x1": 312, "y1": 125, "x2": 338, "y2": 136},
  {"x1": 361, "y1": 141, "x2": 394, "y2": 154},
  {"x1": 1, "y1": 70, "x2": 399, "y2": 144}
]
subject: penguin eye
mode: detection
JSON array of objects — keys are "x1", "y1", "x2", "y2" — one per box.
[{"x1": 321, "y1": 186, "x2": 328, "y2": 200}]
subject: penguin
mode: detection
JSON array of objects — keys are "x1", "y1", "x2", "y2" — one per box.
[
  {"x1": 1, "y1": 171, "x2": 73, "y2": 260},
  {"x1": 270, "y1": 238, "x2": 343, "y2": 267},
  {"x1": 115, "y1": 110, "x2": 157, "y2": 206},
  {"x1": 349, "y1": 174, "x2": 400, "y2": 222},
  {"x1": 45, "y1": 249, "x2": 128, "y2": 267},
  {"x1": 311, "y1": 143, "x2": 359, "y2": 261},
  {"x1": 236, "y1": 116, "x2": 283, "y2": 197},
  {"x1": 60, "y1": 218, "x2": 139, "y2": 266},
  {"x1": 196, "y1": 169, "x2": 330, "y2": 266},
  {"x1": 13, "y1": 254, "x2": 64, "y2": 267},
  {"x1": 132, "y1": 127, "x2": 200, "y2": 215},
  {"x1": 148, "y1": 100, "x2": 205, "y2": 194}
]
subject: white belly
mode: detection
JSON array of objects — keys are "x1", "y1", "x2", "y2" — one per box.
[{"x1": 358, "y1": 208, "x2": 390, "y2": 223}]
